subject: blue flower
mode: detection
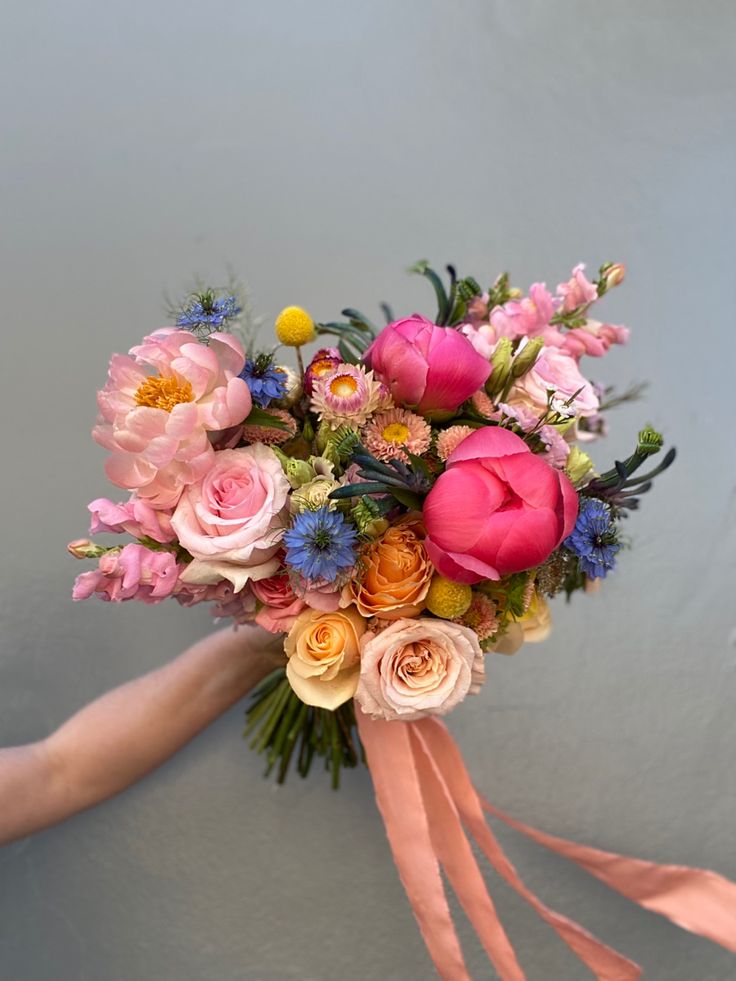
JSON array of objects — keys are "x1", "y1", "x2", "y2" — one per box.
[
  {"x1": 563, "y1": 499, "x2": 620, "y2": 579},
  {"x1": 176, "y1": 293, "x2": 241, "y2": 332},
  {"x1": 283, "y1": 507, "x2": 358, "y2": 583},
  {"x1": 238, "y1": 356, "x2": 287, "y2": 408}
]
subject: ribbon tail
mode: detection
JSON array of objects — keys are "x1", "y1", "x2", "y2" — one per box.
[
  {"x1": 356, "y1": 712, "x2": 471, "y2": 981},
  {"x1": 409, "y1": 726, "x2": 526, "y2": 981},
  {"x1": 417, "y1": 718, "x2": 642, "y2": 981},
  {"x1": 483, "y1": 797, "x2": 736, "y2": 955}
]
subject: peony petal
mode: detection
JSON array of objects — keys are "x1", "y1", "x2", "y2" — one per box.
[{"x1": 447, "y1": 426, "x2": 530, "y2": 464}]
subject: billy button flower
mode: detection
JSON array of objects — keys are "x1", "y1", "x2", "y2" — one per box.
[{"x1": 275, "y1": 305, "x2": 316, "y2": 379}]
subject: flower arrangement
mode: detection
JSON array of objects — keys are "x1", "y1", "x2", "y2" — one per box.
[
  {"x1": 69, "y1": 265, "x2": 736, "y2": 981},
  {"x1": 71, "y1": 262, "x2": 675, "y2": 786}
]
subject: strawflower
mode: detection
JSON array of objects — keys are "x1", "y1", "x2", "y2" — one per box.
[{"x1": 310, "y1": 364, "x2": 384, "y2": 429}]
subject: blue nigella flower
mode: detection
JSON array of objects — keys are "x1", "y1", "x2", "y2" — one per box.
[
  {"x1": 176, "y1": 292, "x2": 241, "y2": 332},
  {"x1": 238, "y1": 355, "x2": 287, "y2": 408},
  {"x1": 283, "y1": 507, "x2": 358, "y2": 583},
  {"x1": 563, "y1": 499, "x2": 620, "y2": 579}
]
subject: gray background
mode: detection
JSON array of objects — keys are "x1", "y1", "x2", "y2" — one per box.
[{"x1": 1, "y1": 1, "x2": 734, "y2": 979}]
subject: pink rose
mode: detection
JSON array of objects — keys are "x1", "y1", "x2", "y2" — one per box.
[
  {"x1": 172, "y1": 444, "x2": 290, "y2": 591},
  {"x1": 88, "y1": 497, "x2": 175, "y2": 543},
  {"x1": 510, "y1": 347, "x2": 600, "y2": 416},
  {"x1": 364, "y1": 315, "x2": 491, "y2": 417},
  {"x1": 93, "y1": 329, "x2": 252, "y2": 508},
  {"x1": 72, "y1": 544, "x2": 181, "y2": 604},
  {"x1": 423, "y1": 426, "x2": 578, "y2": 583},
  {"x1": 252, "y1": 572, "x2": 307, "y2": 633},
  {"x1": 355, "y1": 617, "x2": 483, "y2": 721}
]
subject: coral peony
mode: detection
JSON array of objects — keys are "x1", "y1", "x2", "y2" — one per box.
[
  {"x1": 93, "y1": 329, "x2": 252, "y2": 508},
  {"x1": 364, "y1": 315, "x2": 490, "y2": 417},
  {"x1": 423, "y1": 427, "x2": 578, "y2": 583}
]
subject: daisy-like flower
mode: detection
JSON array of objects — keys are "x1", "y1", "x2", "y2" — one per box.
[
  {"x1": 435, "y1": 425, "x2": 474, "y2": 462},
  {"x1": 455, "y1": 592, "x2": 498, "y2": 642},
  {"x1": 241, "y1": 407, "x2": 297, "y2": 446},
  {"x1": 310, "y1": 364, "x2": 385, "y2": 429},
  {"x1": 283, "y1": 506, "x2": 358, "y2": 582},
  {"x1": 362, "y1": 408, "x2": 431, "y2": 463},
  {"x1": 563, "y1": 499, "x2": 620, "y2": 578}
]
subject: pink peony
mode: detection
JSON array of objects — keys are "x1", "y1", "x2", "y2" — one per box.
[
  {"x1": 172, "y1": 444, "x2": 290, "y2": 591},
  {"x1": 72, "y1": 544, "x2": 181, "y2": 603},
  {"x1": 355, "y1": 617, "x2": 483, "y2": 721},
  {"x1": 88, "y1": 497, "x2": 176, "y2": 543},
  {"x1": 364, "y1": 315, "x2": 491, "y2": 417},
  {"x1": 93, "y1": 329, "x2": 252, "y2": 508},
  {"x1": 252, "y1": 571, "x2": 307, "y2": 633},
  {"x1": 423, "y1": 426, "x2": 578, "y2": 583}
]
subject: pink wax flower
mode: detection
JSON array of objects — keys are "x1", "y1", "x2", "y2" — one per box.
[
  {"x1": 252, "y1": 571, "x2": 307, "y2": 633},
  {"x1": 72, "y1": 544, "x2": 181, "y2": 603},
  {"x1": 556, "y1": 263, "x2": 598, "y2": 312},
  {"x1": 93, "y1": 329, "x2": 252, "y2": 508},
  {"x1": 423, "y1": 427, "x2": 578, "y2": 583},
  {"x1": 88, "y1": 497, "x2": 176, "y2": 544},
  {"x1": 172, "y1": 444, "x2": 290, "y2": 592},
  {"x1": 364, "y1": 315, "x2": 491, "y2": 417}
]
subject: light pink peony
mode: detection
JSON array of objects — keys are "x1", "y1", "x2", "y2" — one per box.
[
  {"x1": 72, "y1": 544, "x2": 181, "y2": 603},
  {"x1": 423, "y1": 426, "x2": 578, "y2": 583},
  {"x1": 88, "y1": 497, "x2": 176, "y2": 543},
  {"x1": 364, "y1": 315, "x2": 491, "y2": 417},
  {"x1": 509, "y1": 347, "x2": 600, "y2": 416},
  {"x1": 93, "y1": 329, "x2": 252, "y2": 508},
  {"x1": 172, "y1": 444, "x2": 290, "y2": 591},
  {"x1": 355, "y1": 617, "x2": 483, "y2": 721},
  {"x1": 252, "y1": 571, "x2": 307, "y2": 633}
]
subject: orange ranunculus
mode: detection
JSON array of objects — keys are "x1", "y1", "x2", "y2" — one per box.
[{"x1": 345, "y1": 516, "x2": 433, "y2": 619}]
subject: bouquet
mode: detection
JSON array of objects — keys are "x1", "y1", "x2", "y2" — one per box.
[{"x1": 70, "y1": 262, "x2": 736, "y2": 980}]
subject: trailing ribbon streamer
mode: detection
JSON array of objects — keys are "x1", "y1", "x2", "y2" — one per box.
[{"x1": 357, "y1": 712, "x2": 736, "y2": 980}]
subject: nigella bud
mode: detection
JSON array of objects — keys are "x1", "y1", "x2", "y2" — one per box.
[{"x1": 511, "y1": 337, "x2": 544, "y2": 378}]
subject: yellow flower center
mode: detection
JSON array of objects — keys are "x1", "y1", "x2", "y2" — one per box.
[
  {"x1": 382, "y1": 422, "x2": 410, "y2": 444},
  {"x1": 134, "y1": 375, "x2": 194, "y2": 412},
  {"x1": 329, "y1": 375, "x2": 359, "y2": 398}
]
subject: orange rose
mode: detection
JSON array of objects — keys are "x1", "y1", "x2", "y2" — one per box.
[
  {"x1": 345, "y1": 516, "x2": 433, "y2": 619},
  {"x1": 284, "y1": 605, "x2": 366, "y2": 709}
]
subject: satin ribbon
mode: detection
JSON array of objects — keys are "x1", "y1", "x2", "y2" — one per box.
[{"x1": 357, "y1": 712, "x2": 736, "y2": 980}]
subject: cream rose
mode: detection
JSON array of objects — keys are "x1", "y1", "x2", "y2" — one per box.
[
  {"x1": 284, "y1": 605, "x2": 367, "y2": 710},
  {"x1": 173, "y1": 444, "x2": 290, "y2": 591},
  {"x1": 355, "y1": 617, "x2": 483, "y2": 721}
]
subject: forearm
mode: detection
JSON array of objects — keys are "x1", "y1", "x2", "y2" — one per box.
[{"x1": 0, "y1": 625, "x2": 283, "y2": 847}]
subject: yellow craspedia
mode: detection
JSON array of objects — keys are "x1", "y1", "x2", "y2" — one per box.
[
  {"x1": 425, "y1": 575, "x2": 473, "y2": 619},
  {"x1": 274, "y1": 305, "x2": 316, "y2": 347}
]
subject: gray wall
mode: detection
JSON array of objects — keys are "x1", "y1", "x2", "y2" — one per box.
[{"x1": 1, "y1": 1, "x2": 734, "y2": 979}]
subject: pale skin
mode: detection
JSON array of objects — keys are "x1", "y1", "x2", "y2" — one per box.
[{"x1": 0, "y1": 625, "x2": 286, "y2": 848}]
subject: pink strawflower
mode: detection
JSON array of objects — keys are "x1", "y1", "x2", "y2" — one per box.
[
  {"x1": 455, "y1": 593, "x2": 498, "y2": 642},
  {"x1": 556, "y1": 263, "x2": 598, "y2": 313},
  {"x1": 93, "y1": 329, "x2": 252, "y2": 509},
  {"x1": 362, "y1": 408, "x2": 431, "y2": 463},
  {"x1": 241, "y1": 407, "x2": 297, "y2": 445},
  {"x1": 435, "y1": 425, "x2": 474, "y2": 462},
  {"x1": 88, "y1": 497, "x2": 175, "y2": 543},
  {"x1": 72, "y1": 544, "x2": 181, "y2": 604},
  {"x1": 310, "y1": 364, "x2": 384, "y2": 428},
  {"x1": 304, "y1": 347, "x2": 342, "y2": 395}
]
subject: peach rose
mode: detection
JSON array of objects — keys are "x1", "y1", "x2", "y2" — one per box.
[
  {"x1": 492, "y1": 592, "x2": 552, "y2": 655},
  {"x1": 345, "y1": 516, "x2": 433, "y2": 619},
  {"x1": 355, "y1": 617, "x2": 483, "y2": 721},
  {"x1": 284, "y1": 605, "x2": 367, "y2": 710}
]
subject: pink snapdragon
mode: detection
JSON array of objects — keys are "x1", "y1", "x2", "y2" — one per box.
[
  {"x1": 556, "y1": 263, "x2": 598, "y2": 312},
  {"x1": 72, "y1": 544, "x2": 181, "y2": 603},
  {"x1": 462, "y1": 283, "x2": 557, "y2": 358},
  {"x1": 88, "y1": 497, "x2": 176, "y2": 543},
  {"x1": 93, "y1": 329, "x2": 252, "y2": 509}
]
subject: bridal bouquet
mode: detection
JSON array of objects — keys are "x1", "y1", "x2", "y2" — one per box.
[{"x1": 70, "y1": 263, "x2": 736, "y2": 980}]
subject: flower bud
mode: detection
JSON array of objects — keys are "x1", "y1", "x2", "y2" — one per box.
[
  {"x1": 271, "y1": 365, "x2": 302, "y2": 408},
  {"x1": 274, "y1": 449, "x2": 316, "y2": 489},
  {"x1": 565, "y1": 446, "x2": 595, "y2": 487},
  {"x1": 486, "y1": 338, "x2": 513, "y2": 395},
  {"x1": 67, "y1": 539, "x2": 107, "y2": 559},
  {"x1": 289, "y1": 476, "x2": 341, "y2": 514},
  {"x1": 603, "y1": 263, "x2": 626, "y2": 289},
  {"x1": 511, "y1": 336, "x2": 544, "y2": 379}
]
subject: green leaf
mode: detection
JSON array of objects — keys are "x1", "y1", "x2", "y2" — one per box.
[
  {"x1": 244, "y1": 406, "x2": 290, "y2": 430},
  {"x1": 409, "y1": 259, "x2": 449, "y2": 324},
  {"x1": 389, "y1": 487, "x2": 425, "y2": 510}
]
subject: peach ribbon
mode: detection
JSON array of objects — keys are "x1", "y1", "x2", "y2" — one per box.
[{"x1": 357, "y1": 712, "x2": 736, "y2": 981}]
